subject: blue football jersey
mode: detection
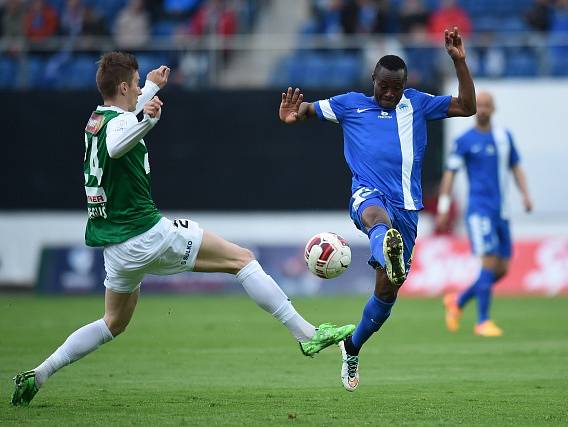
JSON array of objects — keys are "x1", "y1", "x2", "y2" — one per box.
[
  {"x1": 446, "y1": 127, "x2": 520, "y2": 218},
  {"x1": 314, "y1": 89, "x2": 451, "y2": 210}
]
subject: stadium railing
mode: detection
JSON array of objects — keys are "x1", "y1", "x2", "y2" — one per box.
[{"x1": 1, "y1": 32, "x2": 568, "y2": 89}]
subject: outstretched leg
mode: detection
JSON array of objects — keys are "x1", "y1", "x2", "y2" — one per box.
[
  {"x1": 194, "y1": 230, "x2": 354, "y2": 356},
  {"x1": 11, "y1": 289, "x2": 138, "y2": 406}
]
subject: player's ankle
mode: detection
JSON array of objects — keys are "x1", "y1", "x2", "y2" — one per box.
[{"x1": 343, "y1": 336, "x2": 360, "y2": 356}]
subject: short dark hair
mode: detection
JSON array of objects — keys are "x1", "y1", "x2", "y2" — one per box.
[
  {"x1": 374, "y1": 55, "x2": 407, "y2": 80},
  {"x1": 96, "y1": 52, "x2": 139, "y2": 99}
]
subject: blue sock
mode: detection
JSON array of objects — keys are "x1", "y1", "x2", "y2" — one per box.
[
  {"x1": 351, "y1": 295, "x2": 394, "y2": 351},
  {"x1": 369, "y1": 223, "x2": 389, "y2": 268},
  {"x1": 474, "y1": 268, "x2": 495, "y2": 323},
  {"x1": 458, "y1": 268, "x2": 495, "y2": 316},
  {"x1": 457, "y1": 283, "x2": 476, "y2": 308}
]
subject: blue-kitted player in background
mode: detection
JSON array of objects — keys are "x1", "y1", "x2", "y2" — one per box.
[
  {"x1": 437, "y1": 91, "x2": 533, "y2": 337},
  {"x1": 279, "y1": 27, "x2": 476, "y2": 392}
]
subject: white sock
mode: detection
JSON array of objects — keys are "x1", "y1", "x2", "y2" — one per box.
[
  {"x1": 236, "y1": 260, "x2": 316, "y2": 342},
  {"x1": 34, "y1": 318, "x2": 113, "y2": 388}
]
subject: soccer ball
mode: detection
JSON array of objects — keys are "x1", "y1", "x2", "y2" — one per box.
[{"x1": 304, "y1": 232, "x2": 351, "y2": 279}]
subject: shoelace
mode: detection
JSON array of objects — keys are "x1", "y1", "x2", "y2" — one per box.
[{"x1": 345, "y1": 355, "x2": 359, "y2": 378}]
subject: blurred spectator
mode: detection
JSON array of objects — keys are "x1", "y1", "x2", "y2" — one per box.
[
  {"x1": 189, "y1": 0, "x2": 237, "y2": 37},
  {"x1": 341, "y1": 0, "x2": 389, "y2": 34},
  {"x1": 145, "y1": 0, "x2": 167, "y2": 21},
  {"x1": 1, "y1": 0, "x2": 24, "y2": 38},
  {"x1": 24, "y1": 0, "x2": 58, "y2": 41},
  {"x1": 526, "y1": 0, "x2": 552, "y2": 32},
  {"x1": 82, "y1": 6, "x2": 108, "y2": 37},
  {"x1": 114, "y1": 0, "x2": 150, "y2": 49},
  {"x1": 399, "y1": 0, "x2": 429, "y2": 33},
  {"x1": 309, "y1": 0, "x2": 343, "y2": 35},
  {"x1": 468, "y1": 33, "x2": 506, "y2": 77},
  {"x1": 60, "y1": 0, "x2": 84, "y2": 37},
  {"x1": 405, "y1": 23, "x2": 438, "y2": 86},
  {"x1": 427, "y1": 0, "x2": 471, "y2": 40}
]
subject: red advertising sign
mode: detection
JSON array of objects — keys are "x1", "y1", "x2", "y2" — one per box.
[{"x1": 403, "y1": 237, "x2": 568, "y2": 296}]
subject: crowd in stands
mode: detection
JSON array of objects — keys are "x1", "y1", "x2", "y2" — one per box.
[
  {"x1": 0, "y1": 0, "x2": 264, "y2": 88},
  {"x1": 290, "y1": 0, "x2": 568, "y2": 87},
  {"x1": 0, "y1": 0, "x2": 260, "y2": 43},
  {"x1": 0, "y1": 0, "x2": 568, "y2": 89}
]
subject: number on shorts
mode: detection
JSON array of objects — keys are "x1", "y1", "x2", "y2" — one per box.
[{"x1": 173, "y1": 219, "x2": 189, "y2": 229}]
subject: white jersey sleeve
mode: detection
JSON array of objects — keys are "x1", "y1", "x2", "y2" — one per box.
[
  {"x1": 134, "y1": 80, "x2": 160, "y2": 116},
  {"x1": 106, "y1": 113, "x2": 159, "y2": 159}
]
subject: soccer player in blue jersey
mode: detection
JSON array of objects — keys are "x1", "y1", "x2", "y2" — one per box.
[
  {"x1": 437, "y1": 91, "x2": 533, "y2": 337},
  {"x1": 279, "y1": 27, "x2": 476, "y2": 391}
]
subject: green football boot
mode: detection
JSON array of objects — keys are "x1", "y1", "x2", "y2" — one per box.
[
  {"x1": 11, "y1": 371, "x2": 39, "y2": 407},
  {"x1": 299, "y1": 323, "x2": 356, "y2": 357}
]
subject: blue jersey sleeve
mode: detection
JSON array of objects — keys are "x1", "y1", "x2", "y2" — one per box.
[
  {"x1": 446, "y1": 136, "x2": 468, "y2": 171},
  {"x1": 314, "y1": 93, "x2": 351, "y2": 123},
  {"x1": 419, "y1": 91, "x2": 452, "y2": 120},
  {"x1": 508, "y1": 131, "x2": 521, "y2": 167}
]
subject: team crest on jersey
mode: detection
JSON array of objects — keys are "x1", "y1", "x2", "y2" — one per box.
[{"x1": 85, "y1": 112, "x2": 104, "y2": 135}]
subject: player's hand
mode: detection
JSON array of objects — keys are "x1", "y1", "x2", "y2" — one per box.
[
  {"x1": 147, "y1": 65, "x2": 170, "y2": 89},
  {"x1": 279, "y1": 87, "x2": 304, "y2": 124},
  {"x1": 523, "y1": 195, "x2": 533, "y2": 213},
  {"x1": 445, "y1": 27, "x2": 466, "y2": 61},
  {"x1": 144, "y1": 96, "x2": 163, "y2": 119}
]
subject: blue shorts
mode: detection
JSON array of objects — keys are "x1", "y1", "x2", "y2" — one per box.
[
  {"x1": 465, "y1": 211, "x2": 512, "y2": 258},
  {"x1": 349, "y1": 187, "x2": 418, "y2": 270}
]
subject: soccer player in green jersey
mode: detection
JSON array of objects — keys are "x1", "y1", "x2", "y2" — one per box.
[{"x1": 11, "y1": 52, "x2": 355, "y2": 406}]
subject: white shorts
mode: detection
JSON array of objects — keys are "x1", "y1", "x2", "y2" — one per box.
[{"x1": 103, "y1": 217, "x2": 204, "y2": 293}]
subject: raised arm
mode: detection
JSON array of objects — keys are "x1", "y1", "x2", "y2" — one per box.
[
  {"x1": 435, "y1": 169, "x2": 457, "y2": 231},
  {"x1": 512, "y1": 164, "x2": 533, "y2": 212},
  {"x1": 445, "y1": 27, "x2": 476, "y2": 118},
  {"x1": 279, "y1": 87, "x2": 316, "y2": 124},
  {"x1": 107, "y1": 97, "x2": 163, "y2": 159},
  {"x1": 134, "y1": 66, "x2": 170, "y2": 116}
]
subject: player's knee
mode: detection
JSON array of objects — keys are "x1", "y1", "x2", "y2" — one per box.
[
  {"x1": 104, "y1": 317, "x2": 129, "y2": 337},
  {"x1": 230, "y1": 247, "x2": 255, "y2": 275},
  {"x1": 361, "y1": 206, "x2": 391, "y2": 229}
]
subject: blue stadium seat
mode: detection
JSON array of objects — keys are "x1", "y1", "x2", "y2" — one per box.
[
  {"x1": 276, "y1": 52, "x2": 362, "y2": 88},
  {"x1": 66, "y1": 56, "x2": 98, "y2": 89},
  {"x1": 0, "y1": 56, "x2": 18, "y2": 88},
  {"x1": 505, "y1": 49, "x2": 539, "y2": 77},
  {"x1": 472, "y1": 15, "x2": 501, "y2": 33},
  {"x1": 134, "y1": 53, "x2": 172, "y2": 82},
  {"x1": 501, "y1": 17, "x2": 529, "y2": 33},
  {"x1": 296, "y1": 53, "x2": 327, "y2": 87},
  {"x1": 549, "y1": 49, "x2": 568, "y2": 76},
  {"x1": 329, "y1": 54, "x2": 361, "y2": 87},
  {"x1": 270, "y1": 56, "x2": 294, "y2": 88},
  {"x1": 26, "y1": 56, "x2": 49, "y2": 88},
  {"x1": 89, "y1": 0, "x2": 128, "y2": 24},
  {"x1": 152, "y1": 20, "x2": 179, "y2": 37}
]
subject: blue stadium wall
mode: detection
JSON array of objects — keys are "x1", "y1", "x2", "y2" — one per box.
[{"x1": 0, "y1": 88, "x2": 444, "y2": 211}]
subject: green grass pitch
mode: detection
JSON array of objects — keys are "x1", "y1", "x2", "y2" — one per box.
[{"x1": 1, "y1": 295, "x2": 567, "y2": 426}]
